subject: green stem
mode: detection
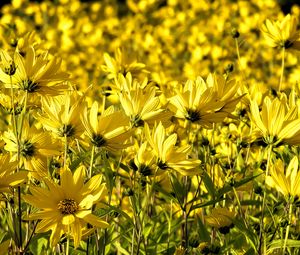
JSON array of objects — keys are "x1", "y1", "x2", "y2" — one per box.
[
  {"x1": 233, "y1": 186, "x2": 248, "y2": 228},
  {"x1": 279, "y1": 47, "x2": 285, "y2": 92},
  {"x1": 283, "y1": 201, "x2": 293, "y2": 254},
  {"x1": 64, "y1": 134, "x2": 68, "y2": 167},
  {"x1": 66, "y1": 230, "x2": 70, "y2": 255},
  {"x1": 258, "y1": 144, "x2": 273, "y2": 255},
  {"x1": 88, "y1": 145, "x2": 95, "y2": 179}
]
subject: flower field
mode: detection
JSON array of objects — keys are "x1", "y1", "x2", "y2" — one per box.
[{"x1": 1, "y1": 0, "x2": 300, "y2": 254}]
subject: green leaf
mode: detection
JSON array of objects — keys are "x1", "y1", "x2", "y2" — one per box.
[
  {"x1": 202, "y1": 171, "x2": 215, "y2": 197},
  {"x1": 169, "y1": 172, "x2": 185, "y2": 206},
  {"x1": 232, "y1": 218, "x2": 258, "y2": 252},
  {"x1": 218, "y1": 174, "x2": 261, "y2": 197},
  {"x1": 196, "y1": 216, "x2": 210, "y2": 242},
  {"x1": 269, "y1": 239, "x2": 300, "y2": 249},
  {"x1": 113, "y1": 243, "x2": 130, "y2": 255},
  {"x1": 191, "y1": 197, "x2": 226, "y2": 210}
]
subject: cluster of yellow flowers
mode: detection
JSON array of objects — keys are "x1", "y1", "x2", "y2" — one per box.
[{"x1": 0, "y1": 0, "x2": 300, "y2": 254}]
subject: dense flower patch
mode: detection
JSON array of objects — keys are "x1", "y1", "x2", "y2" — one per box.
[{"x1": 0, "y1": 0, "x2": 300, "y2": 254}]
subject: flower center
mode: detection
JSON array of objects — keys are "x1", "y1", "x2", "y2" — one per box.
[
  {"x1": 2, "y1": 60, "x2": 16, "y2": 76},
  {"x1": 282, "y1": 40, "x2": 293, "y2": 49},
  {"x1": 91, "y1": 133, "x2": 106, "y2": 147},
  {"x1": 57, "y1": 198, "x2": 79, "y2": 215},
  {"x1": 132, "y1": 115, "x2": 144, "y2": 127},
  {"x1": 59, "y1": 124, "x2": 76, "y2": 137},
  {"x1": 158, "y1": 160, "x2": 168, "y2": 170},
  {"x1": 19, "y1": 79, "x2": 39, "y2": 93},
  {"x1": 20, "y1": 140, "x2": 35, "y2": 158},
  {"x1": 186, "y1": 109, "x2": 201, "y2": 122}
]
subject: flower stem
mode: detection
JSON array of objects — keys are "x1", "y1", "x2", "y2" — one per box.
[
  {"x1": 63, "y1": 134, "x2": 68, "y2": 167},
  {"x1": 88, "y1": 145, "x2": 95, "y2": 179},
  {"x1": 258, "y1": 144, "x2": 273, "y2": 255},
  {"x1": 283, "y1": 201, "x2": 293, "y2": 254},
  {"x1": 279, "y1": 47, "x2": 285, "y2": 92}
]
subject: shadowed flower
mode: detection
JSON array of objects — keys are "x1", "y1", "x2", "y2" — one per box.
[
  {"x1": 144, "y1": 122, "x2": 200, "y2": 175},
  {"x1": 37, "y1": 92, "x2": 85, "y2": 140},
  {"x1": 23, "y1": 166, "x2": 109, "y2": 248},
  {"x1": 266, "y1": 156, "x2": 300, "y2": 198},
  {"x1": 261, "y1": 14, "x2": 300, "y2": 50},
  {"x1": 0, "y1": 47, "x2": 69, "y2": 98},
  {"x1": 250, "y1": 94, "x2": 300, "y2": 146},
  {"x1": 205, "y1": 207, "x2": 235, "y2": 234},
  {"x1": 0, "y1": 154, "x2": 27, "y2": 193},
  {"x1": 169, "y1": 74, "x2": 241, "y2": 128},
  {"x1": 81, "y1": 102, "x2": 132, "y2": 153},
  {"x1": 3, "y1": 121, "x2": 61, "y2": 176}
]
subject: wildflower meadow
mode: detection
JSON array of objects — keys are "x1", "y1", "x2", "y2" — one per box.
[{"x1": 1, "y1": 0, "x2": 300, "y2": 254}]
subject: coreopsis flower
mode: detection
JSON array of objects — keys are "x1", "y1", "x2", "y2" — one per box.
[
  {"x1": 0, "y1": 154, "x2": 27, "y2": 193},
  {"x1": 250, "y1": 94, "x2": 300, "y2": 146},
  {"x1": 0, "y1": 47, "x2": 69, "y2": 97},
  {"x1": 37, "y1": 92, "x2": 85, "y2": 140},
  {"x1": 101, "y1": 48, "x2": 147, "y2": 79},
  {"x1": 266, "y1": 156, "x2": 300, "y2": 198},
  {"x1": 23, "y1": 166, "x2": 109, "y2": 248},
  {"x1": 0, "y1": 50, "x2": 17, "y2": 76},
  {"x1": 130, "y1": 142, "x2": 157, "y2": 177},
  {"x1": 119, "y1": 85, "x2": 171, "y2": 127},
  {"x1": 3, "y1": 121, "x2": 61, "y2": 176},
  {"x1": 81, "y1": 102, "x2": 132, "y2": 153},
  {"x1": 144, "y1": 122, "x2": 200, "y2": 175},
  {"x1": 205, "y1": 207, "x2": 235, "y2": 234},
  {"x1": 169, "y1": 74, "x2": 241, "y2": 128},
  {"x1": 261, "y1": 14, "x2": 300, "y2": 50}
]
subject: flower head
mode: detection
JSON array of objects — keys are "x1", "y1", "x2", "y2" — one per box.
[
  {"x1": 169, "y1": 74, "x2": 241, "y2": 128},
  {"x1": 81, "y1": 102, "x2": 132, "y2": 153},
  {"x1": 261, "y1": 14, "x2": 300, "y2": 50},
  {"x1": 144, "y1": 122, "x2": 200, "y2": 175},
  {"x1": 3, "y1": 121, "x2": 61, "y2": 176},
  {"x1": 250, "y1": 94, "x2": 300, "y2": 146},
  {"x1": 266, "y1": 156, "x2": 300, "y2": 198},
  {"x1": 24, "y1": 166, "x2": 109, "y2": 248},
  {"x1": 0, "y1": 154, "x2": 27, "y2": 193},
  {"x1": 0, "y1": 47, "x2": 69, "y2": 98}
]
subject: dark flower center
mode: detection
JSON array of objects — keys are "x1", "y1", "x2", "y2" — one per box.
[
  {"x1": 132, "y1": 115, "x2": 144, "y2": 127},
  {"x1": 3, "y1": 61, "x2": 16, "y2": 76},
  {"x1": 186, "y1": 109, "x2": 201, "y2": 122},
  {"x1": 283, "y1": 40, "x2": 293, "y2": 49},
  {"x1": 91, "y1": 133, "x2": 106, "y2": 147},
  {"x1": 59, "y1": 124, "x2": 76, "y2": 137},
  {"x1": 158, "y1": 160, "x2": 168, "y2": 170},
  {"x1": 139, "y1": 164, "x2": 152, "y2": 176},
  {"x1": 19, "y1": 79, "x2": 39, "y2": 93},
  {"x1": 57, "y1": 198, "x2": 78, "y2": 215},
  {"x1": 20, "y1": 140, "x2": 35, "y2": 158}
]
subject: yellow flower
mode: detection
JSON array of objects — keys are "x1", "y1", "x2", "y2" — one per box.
[
  {"x1": 3, "y1": 121, "x2": 61, "y2": 176},
  {"x1": 23, "y1": 166, "x2": 109, "y2": 248},
  {"x1": 0, "y1": 154, "x2": 27, "y2": 193},
  {"x1": 132, "y1": 142, "x2": 157, "y2": 176},
  {"x1": 0, "y1": 47, "x2": 69, "y2": 97},
  {"x1": 205, "y1": 207, "x2": 235, "y2": 231},
  {"x1": 101, "y1": 48, "x2": 147, "y2": 79},
  {"x1": 37, "y1": 92, "x2": 85, "y2": 140},
  {"x1": 169, "y1": 74, "x2": 241, "y2": 128},
  {"x1": 119, "y1": 83, "x2": 171, "y2": 127},
  {"x1": 266, "y1": 156, "x2": 300, "y2": 198},
  {"x1": 81, "y1": 102, "x2": 132, "y2": 153},
  {"x1": 261, "y1": 14, "x2": 300, "y2": 50},
  {"x1": 144, "y1": 122, "x2": 200, "y2": 175},
  {"x1": 250, "y1": 94, "x2": 300, "y2": 146}
]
